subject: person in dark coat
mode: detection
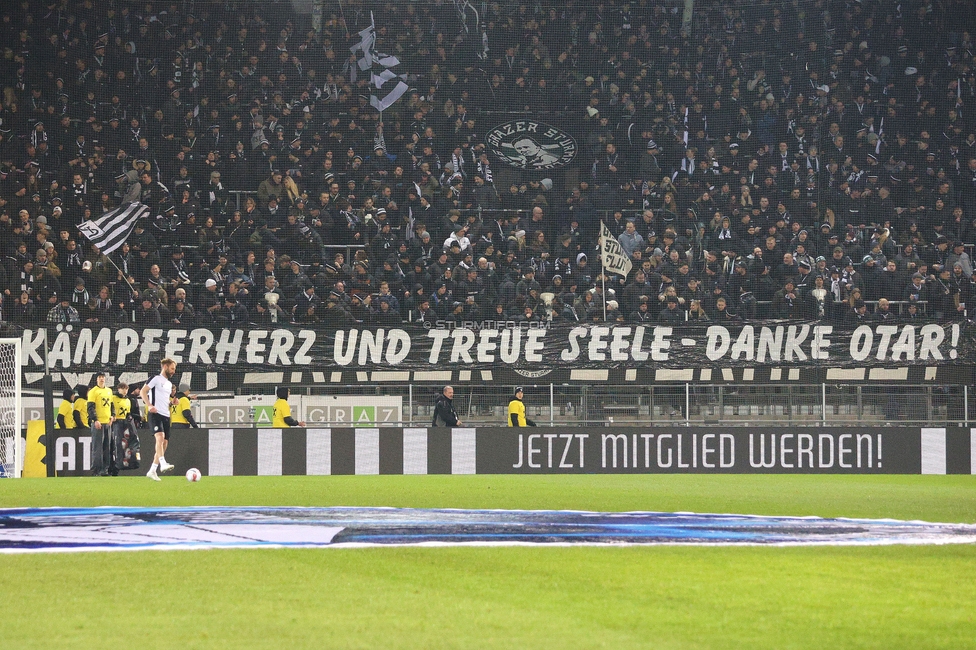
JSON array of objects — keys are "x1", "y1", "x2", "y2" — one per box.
[{"x1": 432, "y1": 385, "x2": 461, "y2": 427}]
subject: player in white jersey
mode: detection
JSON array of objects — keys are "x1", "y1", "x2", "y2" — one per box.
[{"x1": 140, "y1": 358, "x2": 177, "y2": 481}]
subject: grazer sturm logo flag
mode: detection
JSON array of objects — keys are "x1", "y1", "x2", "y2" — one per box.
[
  {"x1": 77, "y1": 202, "x2": 150, "y2": 255},
  {"x1": 600, "y1": 222, "x2": 633, "y2": 278},
  {"x1": 486, "y1": 120, "x2": 577, "y2": 171}
]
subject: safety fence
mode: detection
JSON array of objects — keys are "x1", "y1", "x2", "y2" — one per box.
[{"x1": 235, "y1": 383, "x2": 975, "y2": 428}]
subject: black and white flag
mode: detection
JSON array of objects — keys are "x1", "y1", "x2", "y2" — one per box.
[
  {"x1": 348, "y1": 22, "x2": 377, "y2": 83},
  {"x1": 76, "y1": 202, "x2": 150, "y2": 255},
  {"x1": 348, "y1": 12, "x2": 409, "y2": 112},
  {"x1": 600, "y1": 221, "x2": 633, "y2": 278}
]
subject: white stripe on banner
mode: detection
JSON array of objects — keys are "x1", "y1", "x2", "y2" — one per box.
[
  {"x1": 118, "y1": 372, "x2": 149, "y2": 387},
  {"x1": 971, "y1": 429, "x2": 976, "y2": 475},
  {"x1": 355, "y1": 429, "x2": 380, "y2": 475},
  {"x1": 655, "y1": 369, "x2": 695, "y2": 381},
  {"x1": 257, "y1": 429, "x2": 282, "y2": 476},
  {"x1": 414, "y1": 371, "x2": 452, "y2": 382},
  {"x1": 571, "y1": 369, "x2": 609, "y2": 381},
  {"x1": 243, "y1": 372, "x2": 283, "y2": 384},
  {"x1": 208, "y1": 429, "x2": 234, "y2": 476},
  {"x1": 452, "y1": 428, "x2": 476, "y2": 474},
  {"x1": 306, "y1": 429, "x2": 331, "y2": 475},
  {"x1": 402, "y1": 428, "x2": 428, "y2": 474},
  {"x1": 920, "y1": 428, "x2": 947, "y2": 475},
  {"x1": 371, "y1": 371, "x2": 410, "y2": 382},
  {"x1": 868, "y1": 368, "x2": 909, "y2": 381},
  {"x1": 826, "y1": 368, "x2": 865, "y2": 380}
]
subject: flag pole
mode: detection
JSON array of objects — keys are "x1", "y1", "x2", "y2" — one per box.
[
  {"x1": 95, "y1": 253, "x2": 141, "y2": 323},
  {"x1": 104, "y1": 255, "x2": 139, "y2": 298},
  {"x1": 600, "y1": 221, "x2": 607, "y2": 322},
  {"x1": 335, "y1": 0, "x2": 350, "y2": 37},
  {"x1": 602, "y1": 271, "x2": 607, "y2": 322},
  {"x1": 372, "y1": 11, "x2": 381, "y2": 127}
]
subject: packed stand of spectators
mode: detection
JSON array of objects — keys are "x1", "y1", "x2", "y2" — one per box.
[{"x1": 1, "y1": 0, "x2": 976, "y2": 329}]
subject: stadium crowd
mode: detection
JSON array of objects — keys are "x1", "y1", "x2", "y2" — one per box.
[{"x1": 1, "y1": 0, "x2": 975, "y2": 329}]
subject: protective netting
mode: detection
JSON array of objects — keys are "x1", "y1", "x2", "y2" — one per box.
[
  {"x1": 0, "y1": 0, "x2": 974, "y2": 329},
  {"x1": 0, "y1": 340, "x2": 22, "y2": 478}
]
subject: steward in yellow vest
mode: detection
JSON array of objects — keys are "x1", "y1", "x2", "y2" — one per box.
[{"x1": 507, "y1": 387, "x2": 537, "y2": 427}]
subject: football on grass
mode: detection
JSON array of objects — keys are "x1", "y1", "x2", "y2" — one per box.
[{"x1": 185, "y1": 468, "x2": 202, "y2": 482}]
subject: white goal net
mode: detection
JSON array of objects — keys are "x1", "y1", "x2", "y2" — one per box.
[{"x1": 0, "y1": 339, "x2": 22, "y2": 478}]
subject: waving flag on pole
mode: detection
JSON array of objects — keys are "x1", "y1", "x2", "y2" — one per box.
[
  {"x1": 348, "y1": 22, "x2": 377, "y2": 83},
  {"x1": 76, "y1": 202, "x2": 150, "y2": 255},
  {"x1": 348, "y1": 12, "x2": 408, "y2": 112},
  {"x1": 600, "y1": 221, "x2": 633, "y2": 278}
]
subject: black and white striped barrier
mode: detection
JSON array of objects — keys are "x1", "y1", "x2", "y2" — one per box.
[{"x1": 41, "y1": 427, "x2": 976, "y2": 476}]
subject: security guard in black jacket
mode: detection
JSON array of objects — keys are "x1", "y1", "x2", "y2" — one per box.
[{"x1": 432, "y1": 385, "x2": 461, "y2": 427}]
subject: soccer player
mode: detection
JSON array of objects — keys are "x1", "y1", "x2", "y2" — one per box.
[
  {"x1": 141, "y1": 358, "x2": 177, "y2": 481},
  {"x1": 87, "y1": 373, "x2": 116, "y2": 476},
  {"x1": 272, "y1": 387, "x2": 306, "y2": 427},
  {"x1": 56, "y1": 388, "x2": 77, "y2": 429},
  {"x1": 169, "y1": 384, "x2": 199, "y2": 428}
]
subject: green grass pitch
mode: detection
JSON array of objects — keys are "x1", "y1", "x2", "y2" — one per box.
[{"x1": 2, "y1": 475, "x2": 975, "y2": 649}]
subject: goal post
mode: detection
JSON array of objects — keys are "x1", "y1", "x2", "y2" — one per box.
[{"x1": 0, "y1": 338, "x2": 23, "y2": 478}]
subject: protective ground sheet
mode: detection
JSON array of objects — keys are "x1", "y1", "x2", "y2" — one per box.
[{"x1": 1, "y1": 507, "x2": 975, "y2": 553}]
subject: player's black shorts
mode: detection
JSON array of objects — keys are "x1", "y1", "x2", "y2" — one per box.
[{"x1": 148, "y1": 412, "x2": 171, "y2": 440}]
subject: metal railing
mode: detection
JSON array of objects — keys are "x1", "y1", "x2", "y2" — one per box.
[
  {"x1": 235, "y1": 382, "x2": 973, "y2": 427},
  {"x1": 228, "y1": 190, "x2": 258, "y2": 211}
]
